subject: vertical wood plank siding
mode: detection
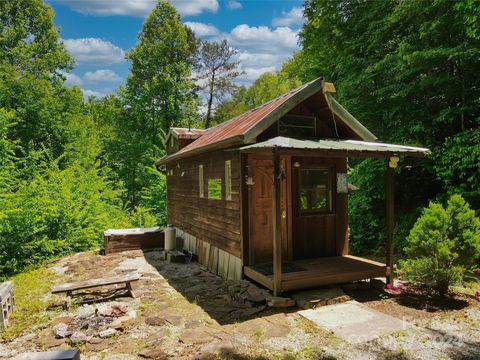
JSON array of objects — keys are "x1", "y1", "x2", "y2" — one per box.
[{"x1": 166, "y1": 150, "x2": 242, "y2": 258}]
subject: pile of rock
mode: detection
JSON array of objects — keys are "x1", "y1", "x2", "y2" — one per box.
[{"x1": 52, "y1": 304, "x2": 136, "y2": 345}]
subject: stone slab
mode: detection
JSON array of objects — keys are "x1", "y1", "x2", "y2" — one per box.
[
  {"x1": 299, "y1": 300, "x2": 412, "y2": 343},
  {"x1": 292, "y1": 287, "x2": 349, "y2": 309}
]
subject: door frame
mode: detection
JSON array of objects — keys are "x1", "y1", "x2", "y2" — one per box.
[{"x1": 244, "y1": 153, "x2": 293, "y2": 265}]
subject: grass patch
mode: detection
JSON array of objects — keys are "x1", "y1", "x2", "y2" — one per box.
[{"x1": 1, "y1": 266, "x2": 61, "y2": 340}]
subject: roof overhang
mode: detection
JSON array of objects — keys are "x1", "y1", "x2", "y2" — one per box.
[{"x1": 239, "y1": 136, "x2": 430, "y2": 158}]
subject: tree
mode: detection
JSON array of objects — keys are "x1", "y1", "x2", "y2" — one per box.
[
  {"x1": 195, "y1": 39, "x2": 243, "y2": 128},
  {"x1": 126, "y1": 1, "x2": 198, "y2": 138},
  {"x1": 401, "y1": 195, "x2": 480, "y2": 296},
  {"x1": 0, "y1": 0, "x2": 73, "y2": 77},
  {"x1": 122, "y1": 1, "x2": 199, "y2": 206}
]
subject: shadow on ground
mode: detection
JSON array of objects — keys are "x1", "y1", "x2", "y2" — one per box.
[{"x1": 141, "y1": 249, "x2": 297, "y2": 325}]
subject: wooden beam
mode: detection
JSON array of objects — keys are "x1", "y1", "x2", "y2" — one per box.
[
  {"x1": 272, "y1": 147, "x2": 282, "y2": 296},
  {"x1": 386, "y1": 158, "x2": 396, "y2": 285}
]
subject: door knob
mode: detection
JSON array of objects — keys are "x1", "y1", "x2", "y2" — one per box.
[{"x1": 282, "y1": 210, "x2": 287, "y2": 219}]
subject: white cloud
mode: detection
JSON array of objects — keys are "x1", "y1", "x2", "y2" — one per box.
[
  {"x1": 240, "y1": 66, "x2": 277, "y2": 81},
  {"x1": 56, "y1": 0, "x2": 218, "y2": 17},
  {"x1": 84, "y1": 69, "x2": 122, "y2": 83},
  {"x1": 59, "y1": 71, "x2": 83, "y2": 86},
  {"x1": 184, "y1": 22, "x2": 219, "y2": 37},
  {"x1": 227, "y1": 0, "x2": 242, "y2": 10},
  {"x1": 228, "y1": 25, "x2": 298, "y2": 53},
  {"x1": 173, "y1": 0, "x2": 218, "y2": 16},
  {"x1": 81, "y1": 88, "x2": 106, "y2": 99},
  {"x1": 272, "y1": 7, "x2": 304, "y2": 27},
  {"x1": 63, "y1": 38, "x2": 125, "y2": 65}
]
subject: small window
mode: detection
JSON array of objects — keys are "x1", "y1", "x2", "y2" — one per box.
[
  {"x1": 225, "y1": 160, "x2": 232, "y2": 200},
  {"x1": 300, "y1": 168, "x2": 331, "y2": 213},
  {"x1": 199, "y1": 165, "x2": 204, "y2": 198},
  {"x1": 279, "y1": 115, "x2": 316, "y2": 138},
  {"x1": 208, "y1": 179, "x2": 222, "y2": 200}
]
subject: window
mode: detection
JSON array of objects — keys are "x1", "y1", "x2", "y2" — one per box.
[
  {"x1": 225, "y1": 160, "x2": 232, "y2": 200},
  {"x1": 199, "y1": 165, "x2": 204, "y2": 198},
  {"x1": 300, "y1": 168, "x2": 331, "y2": 213},
  {"x1": 279, "y1": 115, "x2": 316, "y2": 138},
  {"x1": 208, "y1": 179, "x2": 222, "y2": 200}
]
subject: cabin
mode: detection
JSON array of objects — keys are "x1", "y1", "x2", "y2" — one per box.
[{"x1": 155, "y1": 78, "x2": 430, "y2": 296}]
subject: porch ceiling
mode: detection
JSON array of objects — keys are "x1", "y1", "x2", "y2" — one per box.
[{"x1": 239, "y1": 136, "x2": 430, "y2": 157}]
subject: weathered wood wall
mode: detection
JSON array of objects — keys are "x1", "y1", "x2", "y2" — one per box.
[
  {"x1": 104, "y1": 230, "x2": 164, "y2": 255},
  {"x1": 166, "y1": 150, "x2": 242, "y2": 258}
]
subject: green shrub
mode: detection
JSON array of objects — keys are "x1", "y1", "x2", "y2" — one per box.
[{"x1": 400, "y1": 194, "x2": 480, "y2": 295}]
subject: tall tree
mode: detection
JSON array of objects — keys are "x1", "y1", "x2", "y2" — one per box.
[
  {"x1": 121, "y1": 1, "x2": 199, "y2": 206},
  {"x1": 0, "y1": 0, "x2": 73, "y2": 77},
  {"x1": 195, "y1": 39, "x2": 243, "y2": 128},
  {"x1": 126, "y1": 1, "x2": 198, "y2": 138}
]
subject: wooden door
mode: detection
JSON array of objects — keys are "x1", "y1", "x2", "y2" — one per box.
[
  {"x1": 248, "y1": 155, "x2": 289, "y2": 264},
  {"x1": 292, "y1": 157, "x2": 337, "y2": 260}
]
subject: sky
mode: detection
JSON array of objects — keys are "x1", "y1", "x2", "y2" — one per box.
[{"x1": 48, "y1": 0, "x2": 304, "y2": 99}]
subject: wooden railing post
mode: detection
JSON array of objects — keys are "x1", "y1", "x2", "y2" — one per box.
[
  {"x1": 386, "y1": 156, "x2": 398, "y2": 285},
  {"x1": 272, "y1": 147, "x2": 282, "y2": 296}
]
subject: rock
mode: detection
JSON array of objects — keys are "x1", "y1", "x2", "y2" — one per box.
[
  {"x1": 179, "y1": 329, "x2": 215, "y2": 344},
  {"x1": 36, "y1": 329, "x2": 65, "y2": 349},
  {"x1": 51, "y1": 316, "x2": 73, "y2": 326},
  {"x1": 53, "y1": 323, "x2": 71, "y2": 339},
  {"x1": 245, "y1": 286, "x2": 266, "y2": 304},
  {"x1": 145, "y1": 316, "x2": 166, "y2": 327},
  {"x1": 163, "y1": 315, "x2": 183, "y2": 326},
  {"x1": 98, "y1": 328, "x2": 116, "y2": 338},
  {"x1": 201, "y1": 340, "x2": 236, "y2": 356},
  {"x1": 70, "y1": 331, "x2": 88, "y2": 345},
  {"x1": 88, "y1": 337, "x2": 104, "y2": 344},
  {"x1": 138, "y1": 347, "x2": 169, "y2": 359},
  {"x1": 292, "y1": 288, "x2": 348, "y2": 310},
  {"x1": 267, "y1": 296, "x2": 295, "y2": 308}
]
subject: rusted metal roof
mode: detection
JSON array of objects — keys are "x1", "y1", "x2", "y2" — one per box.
[
  {"x1": 240, "y1": 136, "x2": 431, "y2": 157},
  {"x1": 156, "y1": 77, "x2": 381, "y2": 165}
]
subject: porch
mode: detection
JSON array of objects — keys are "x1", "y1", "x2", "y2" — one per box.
[
  {"x1": 240, "y1": 136, "x2": 430, "y2": 295},
  {"x1": 244, "y1": 255, "x2": 386, "y2": 292}
]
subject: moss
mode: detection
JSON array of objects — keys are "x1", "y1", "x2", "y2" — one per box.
[{"x1": 1, "y1": 266, "x2": 61, "y2": 340}]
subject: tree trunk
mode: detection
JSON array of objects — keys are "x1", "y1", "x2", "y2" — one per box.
[{"x1": 205, "y1": 71, "x2": 215, "y2": 128}]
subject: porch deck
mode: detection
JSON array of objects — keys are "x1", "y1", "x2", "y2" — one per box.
[{"x1": 244, "y1": 255, "x2": 387, "y2": 293}]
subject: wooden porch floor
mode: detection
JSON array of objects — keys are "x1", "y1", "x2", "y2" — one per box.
[{"x1": 244, "y1": 255, "x2": 387, "y2": 292}]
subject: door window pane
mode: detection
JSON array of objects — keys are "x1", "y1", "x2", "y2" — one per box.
[{"x1": 300, "y1": 169, "x2": 330, "y2": 212}]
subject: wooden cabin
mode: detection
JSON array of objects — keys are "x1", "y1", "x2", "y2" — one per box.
[{"x1": 155, "y1": 78, "x2": 430, "y2": 295}]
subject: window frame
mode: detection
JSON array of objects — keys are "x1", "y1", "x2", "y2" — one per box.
[
  {"x1": 298, "y1": 166, "x2": 333, "y2": 215},
  {"x1": 225, "y1": 160, "x2": 232, "y2": 201},
  {"x1": 198, "y1": 165, "x2": 204, "y2": 198}
]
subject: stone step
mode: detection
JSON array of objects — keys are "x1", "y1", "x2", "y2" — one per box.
[{"x1": 291, "y1": 287, "x2": 350, "y2": 310}]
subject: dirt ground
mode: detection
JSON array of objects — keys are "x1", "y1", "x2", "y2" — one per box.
[{"x1": 1, "y1": 249, "x2": 479, "y2": 359}]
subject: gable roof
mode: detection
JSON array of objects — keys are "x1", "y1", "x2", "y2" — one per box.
[
  {"x1": 165, "y1": 127, "x2": 206, "y2": 143},
  {"x1": 156, "y1": 77, "x2": 377, "y2": 165}
]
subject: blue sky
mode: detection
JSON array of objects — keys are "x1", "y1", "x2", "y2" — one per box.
[{"x1": 48, "y1": 0, "x2": 304, "y2": 98}]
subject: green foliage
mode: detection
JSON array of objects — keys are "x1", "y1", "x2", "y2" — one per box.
[
  {"x1": 401, "y1": 195, "x2": 480, "y2": 295},
  {"x1": 212, "y1": 70, "x2": 300, "y2": 124},
  {"x1": 434, "y1": 129, "x2": 480, "y2": 208},
  {"x1": 0, "y1": 157, "x2": 131, "y2": 277},
  {"x1": 0, "y1": 0, "x2": 73, "y2": 76}
]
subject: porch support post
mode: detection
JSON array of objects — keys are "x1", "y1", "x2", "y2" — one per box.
[
  {"x1": 386, "y1": 156, "x2": 398, "y2": 285},
  {"x1": 272, "y1": 146, "x2": 282, "y2": 296}
]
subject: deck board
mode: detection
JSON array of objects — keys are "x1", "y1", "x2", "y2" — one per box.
[{"x1": 244, "y1": 256, "x2": 386, "y2": 293}]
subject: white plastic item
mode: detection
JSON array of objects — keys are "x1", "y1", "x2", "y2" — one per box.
[{"x1": 165, "y1": 225, "x2": 176, "y2": 251}]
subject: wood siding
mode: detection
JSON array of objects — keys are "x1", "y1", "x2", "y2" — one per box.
[{"x1": 166, "y1": 150, "x2": 242, "y2": 257}]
